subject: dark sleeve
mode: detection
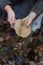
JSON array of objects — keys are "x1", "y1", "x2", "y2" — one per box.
[
  {"x1": 0, "y1": 0, "x2": 12, "y2": 10},
  {"x1": 31, "y1": 0, "x2": 43, "y2": 15}
]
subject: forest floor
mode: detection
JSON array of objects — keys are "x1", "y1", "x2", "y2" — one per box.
[{"x1": 0, "y1": 18, "x2": 43, "y2": 65}]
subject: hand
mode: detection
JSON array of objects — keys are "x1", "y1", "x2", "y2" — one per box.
[
  {"x1": 7, "y1": 9, "x2": 16, "y2": 27},
  {"x1": 25, "y1": 12, "x2": 37, "y2": 27},
  {"x1": 4, "y1": 5, "x2": 16, "y2": 28}
]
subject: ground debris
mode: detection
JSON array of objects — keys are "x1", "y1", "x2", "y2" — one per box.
[{"x1": 0, "y1": 19, "x2": 43, "y2": 65}]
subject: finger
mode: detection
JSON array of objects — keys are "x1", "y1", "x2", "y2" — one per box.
[
  {"x1": 10, "y1": 16, "x2": 16, "y2": 28},
  {"x1": 9, "y1": 19, "x2": 13, "y2": 28},
  {"x1": 10, "y1": 24, "x2": 14, "y2": 28},
  {"x1": 8, "y1": 18, "x2": 12, "y2": 26},
  {"x1": 14, "y1": 17, "x2": 16, "y2": 24},
  {"x1": 11, "y1": 16, "x2": 15, "y2": 25},
  {"x1": 23, "y1": 17, "x2": 29, "y2": 27},
  {"x1": 26, "y1": 21, "x2": 30, "y2": 28},
  {"x1": 8, "y1": 17, "x2": 13, "y2": 28},
  {"x1": 8, "y1": 14, "x2": 11, "y2": 23}
]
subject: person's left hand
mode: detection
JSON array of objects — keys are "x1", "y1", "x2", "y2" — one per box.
[{"x1": 24, "y1": 12, "x2": 37, "y2": 27}]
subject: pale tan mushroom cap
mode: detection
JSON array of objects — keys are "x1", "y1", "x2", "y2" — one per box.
[{"x1": 14, "y1": 19, "x2": 31, "y2": 38}]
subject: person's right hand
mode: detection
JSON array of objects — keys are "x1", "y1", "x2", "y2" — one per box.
[
  {"x1": 7, "y1": 9, "x2": 16, "y2": 28},
  {"x1": 4, "y1": 5, "x2": 16, "y2": 28}
]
